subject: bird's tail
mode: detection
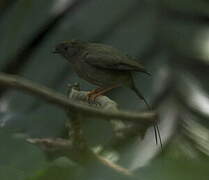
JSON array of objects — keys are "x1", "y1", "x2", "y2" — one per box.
[{"x1": 131, "y1": 85, "x2": 162, "y2": 149}]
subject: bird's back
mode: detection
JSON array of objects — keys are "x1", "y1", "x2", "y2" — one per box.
[{"x1": 82, "y1": 42, "x2": 150, "y2": 75}]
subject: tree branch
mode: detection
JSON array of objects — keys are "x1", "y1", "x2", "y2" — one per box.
[
  {"x1": 27, "y1": 137, "x2": 133, "y2": 176},
  {"x1": 0, "y1": 73, "x2": 156, "y2": 124}
]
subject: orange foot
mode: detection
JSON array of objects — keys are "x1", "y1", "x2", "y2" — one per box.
[
  {"x1": 87, "y1": 88, "x2": 102, "y2": 103},
  {"x1": 87, "y1": 85, "x2": 120, "y2": 103}
]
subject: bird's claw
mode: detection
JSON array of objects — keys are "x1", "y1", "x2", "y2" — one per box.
[{"x1": 87, "y1": 93, "x2": 100, "y2": 106}]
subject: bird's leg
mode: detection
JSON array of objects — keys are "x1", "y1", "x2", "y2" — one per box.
[
  {"x1": 87, "y1": 87, "x2": 103, "y2": 103},
  {"x1": 87, "y1": 87, "x2": 103, "y2": 97},
  {"x1": 88, "y1": 84, "x2": 120, "y2": 102},
  {"x1": 91, "y1": 84, "x2": 120, "y2": 101}
]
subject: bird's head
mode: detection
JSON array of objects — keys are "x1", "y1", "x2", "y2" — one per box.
[{"x1": 53, "y1": 40, "x2": 84, "y2": 59}]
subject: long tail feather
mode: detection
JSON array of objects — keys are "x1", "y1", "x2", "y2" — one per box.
[{"x1": 131, "y1": 85, "x2": 163, "y2": 149}]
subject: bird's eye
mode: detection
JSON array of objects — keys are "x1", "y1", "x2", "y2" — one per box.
[{"x1": 64, "y1": 46, "x2": 68, "y2": 50}]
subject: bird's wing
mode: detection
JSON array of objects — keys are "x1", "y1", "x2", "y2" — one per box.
[{"x1": 83, "y1": 45, "x2": 150, "y2": 75}]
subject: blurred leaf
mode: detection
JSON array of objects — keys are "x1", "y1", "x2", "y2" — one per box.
[{"x1": 0, "y1": 129, "x2": 46, "y2": 179}]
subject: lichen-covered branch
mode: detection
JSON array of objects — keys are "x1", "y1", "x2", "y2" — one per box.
[{"x1": 27, "y1": 138, "x2": 132, "y2": 176}]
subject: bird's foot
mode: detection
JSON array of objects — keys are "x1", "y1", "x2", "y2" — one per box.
[
  {"x1": 87, "y1": 88, "x2": 103, "y2": 104},
  {"x1": 87, "y1": 94, "x2": 101, "y2": 106},
  {"x1": 87, "y1": 85, "x2": 119, "y2": 105}
]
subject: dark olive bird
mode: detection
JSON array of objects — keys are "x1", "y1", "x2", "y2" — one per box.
[{"x1": 53, "y1": 40, "x2": 162, "y2": 147}]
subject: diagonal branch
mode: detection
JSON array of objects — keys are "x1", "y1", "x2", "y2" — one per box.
[{"x1": 0, "y1": 73, "x2": 157, "y2": 124}]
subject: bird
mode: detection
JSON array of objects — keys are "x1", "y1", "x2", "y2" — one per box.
[{"x1": 53, "y1": 40, "x2": 162, "y2": 148}]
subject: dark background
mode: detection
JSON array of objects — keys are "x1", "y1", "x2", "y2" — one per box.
[{"x1": 0, "y1": 0, "x2": 209, "y2": 179}]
